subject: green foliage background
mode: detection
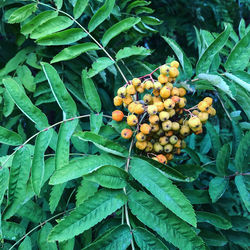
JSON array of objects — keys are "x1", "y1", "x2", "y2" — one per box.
[{"x1": 0, "y1": 0, "x2": 249, "y2": 249}]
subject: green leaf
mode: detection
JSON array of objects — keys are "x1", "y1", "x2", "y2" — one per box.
[
  {"x1": 141, "y1": 16, "x2": 162, "y2": 25},
  {"x1": 182, "y1": 190, "x2": 211, "y2": 204},
  {"x1": 8, "y1": 3, "x2": 37, "y2": 23},
  {"x1": 84, "y1": 165, "x2": 128, "y2": 189},
  {"x1": 0, "y1": 168, "x2": 9, "y2": 204},
  {"x1": 216, "y1": 143, "x2": 230, "y2": 176},
  {"x1": 102, "y1": 17, "x2": 141, "y2": 46},
  {"x1": 235, "y1": 175, "x2": 250, "y2": 212},
  {"x1": 128, "y1": 190, "x2": 205, "y2": 250},
  {"x1": 127, "y1": 1, "x2": 150, "y2": 13},
  {"x1": 51, "y1": 42, "x2": 99, "y2": 63},
  {"x1": 49, "y1": 154, "x2": 124, "y2": 185},
  {"x1": 205, "y1": 121, "x2": 222, "y2": 157},
  {"x1": 3, "y1": 78, "x2": 49, "y2": 130},
  {"x1": 224, "y1": 72, "x2": 250, "y2": 92},
  {"x1": 82, "y1": 69, "x2": 102, "y2": 112},
  {"x1": 36, "y1": 28, "x2": 87, "y2": 46},
  {"x1": 3, "y1": 89, "x2": 15, "y2": 117},
  {"x1": 76, "y1": 179, "x2": 98, "y2": 207},
  {"x1": 235, "y1": 131, "x2": 250, "y2": 172},
  {"x1": 199, "y1": 230, "x2": 228, "y2": 247},
  {"x1": 223, "y1": 231, "x2": 250, "y2": 247},
  {"x1": 41, "y1": 62, "x2": 77, "y2": 117},
  {"x1": 18, "y1": 236, "x2": 32, "y2": 250},
  {"x1": 83, "y1": 225, "x2": 131, "y2": 249},
  {"x1": 162, "y1": 36, "x2": 193, "y2": 77},
  {"x1": 130, "y1": 157, "x2": 197, "y2": 226},
  {"x1": 90, "y1": 113, "x2": 103, "y2": 134},
  {"x1": 0, "y1": 126, "x2": 23, "y2": 146},
  {"x1": 196, "y1": 211, "x2": 232, "y2": 229},
  {"x1": 38, "y1": 223, "x2": 57, "y2": 250},
  {"x1": 54, "y1": 0, "x2": 63, "y2": 9},
  {"x1": 3, "y1": 146, "x2": 31, "y2": 219},
  {"x1": 21, "y1": 10, "x2": 58, "y2": 35},
  {"x1": 74, "y1": 131, "x2": 129, "y2": 157},
  {"x1": 116, "y1": 46, "x2": 151, "y2": 60},
  {"x1": 225, "y1": 31, "x2": 250, "y2": 71},
  {"x1": 30, "y1": 16, "x2": 74, "y2": 39},
  {"x1": 209, "y1": 177, "x2": 228, "y2": 203},
  {"x1": 133, "y1": 227, "x2": 169, "y2": 250},
  {"x1": 183, "y1": 147, "x2": 200, "y2": 165},
  {"x1": 2, "y1": 221, "x2": 25, "y2": 241},
  {"x1": 88, "y1": 57, "x2": 115, "y2": 77},
  {"x1": 59, "y1": 238, "x2": 75, "y2": 250},
  {"x1": 88, "y1": 0, "x2": 115, "y2": 32},
  {"x1": 74, "y1": 0, "x2": 89, "y2": 19},
  {"x1": 197, "y1": 74, "x2": 234, "y2": 99},
  {"x1": 239, "y1": 19, "x2": 246, "y2": 38},
  {"x1": 48, "y1": 189, "x2": 127, "y2": 242},
  {"x1": 16, "y1": 65, "x2": 35, "y2": 92},
  {"x1": 31, "y1": 130, "x2": 53, "y2": 195}
]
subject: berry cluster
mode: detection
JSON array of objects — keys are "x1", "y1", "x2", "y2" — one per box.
[{"x1": 112, "y1": 61, "x2": 216, "y2": 165}]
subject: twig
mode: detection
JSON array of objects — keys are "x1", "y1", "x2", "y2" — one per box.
[{"x1": 216, "y1": 93, "x2": 232, "y2": 121}]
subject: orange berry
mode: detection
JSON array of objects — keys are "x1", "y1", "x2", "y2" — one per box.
[
  {"x1": 171, "y1": 96, "x2": 180, "y2": 103},
  {"x1": 149, "y1": 115, "x2": 159, "y2": 124},
  {"x1": 128, "y1": 102, "x2": 136, "y2": 113},
  {"x1": 154, "y1": 102, "x2": 164, "y2": 112},
  {"x1": 112, "y1": 110, "x2": 124, "y2": 122},
  {"x1": 140, "y1": 123, "x2": 151, "y2": 134},
  {"x1": 127, "y1": 85, "x2": 136, "y2": 95},
  {"x1": 158, "y1": 74, "x2": 168, "y2": 84},
  {"x1": 156, "y1": 154, "x2": 167, "y2": 164},
  {"x1": 134, "y1": 104, "x2": 144, "y2": 115},
  {"x1": 121, "y1": 129, "x2": 133, "y2": 139},
  {"x1": 179, "y1": 87, "x2": 186, "y2": 97}
]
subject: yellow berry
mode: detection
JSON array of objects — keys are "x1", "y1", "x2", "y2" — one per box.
[
  {"x1": 145, "y1": 80, "x2": 154, "y2": 90},
  {"x1": 164, "y1": 99, "x2": 175, "y2": 110},
  {"x1": 159, "y1": 136, "x2": 169, "y2": 146},
  {"x1": 158, "y1": 74, "x2": 168, "y2": 84},
  {"x1": 136, "y1": 132, "x2": 146, "y2": 142},
  {"x1": 127, "y1": 115, "x2": 138, "y2": 126},
  {"x1": 140, "y1": 124, "x2": 151, "y2": 134},
  {"x1": 203, "y1": 97, "x2": 213, "y2": 106},
  {"x1": 147, "y1": 105, "x2": 158, "y2": 115},
  {"x1": 188, "y1": 117, "x2": 201, "y2": 128},
  {"x1": 164, "y1": 144, "x2": 173, "y2": 153},
  {"x1": 136, "y1": 141, "x2": 147, "y2": 150},
  {"x1": 170, "y1": 60, "x2": 179, "y2": 68},
  {"x1": 159, "y1": 111, "x2": 169, "y2": 121},
  {"x1": 160, "y1": 86, "x2": 171, "y2": 99},
  {"x1": 143, "y1": 94, "x2": 152, "y2": 104},
  {"x1": 198, "y1": 101, "x2": 209, "y2": 112},
  {"x1": 169, "y1": 67, "x2": 179, "y2": 78},
  {"x1": 132, "y1": 78, "x2": 141, "y2": 87},
  {"x1": 123, "y1": 94, "x2": 133, "y2": 105},
  {"x1": 179, "y1": 87, "x2": 186, "y2": 97},
  {"x1": 149, "y1": 115, "x2": 159, "y2": 124},
  {"x1": 117, "y1": 86, "x2": 127, "y2": 98},
  {"x1": 162, "y1": 120, "x2": 172, "y2": 131},
  {"x1": 113, "y1": 96, "x2": 123, "y2": 106},
  {"x1": 134, "y1": 104, "x2": 144, "y2": 115},
  {"x1": 153, "y1": 142, "x2": 163, "y2": 153},
  {"x1": 126, "y1": 85, "x2": 136, "y2": 95},
  {"x1": 154, "y1": 81, "x2": 162, "y2": 91}
]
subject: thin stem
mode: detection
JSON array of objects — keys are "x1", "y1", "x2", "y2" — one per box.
[
  {"x1": 216, "y1": 93, "x2": 232, "y2": 121},
  {"x1": 36, "y1": 1, "x2": 128, "y2": 84},
  {"x1": 9, "y1": 208, "x2": 74, "y2": 250}
]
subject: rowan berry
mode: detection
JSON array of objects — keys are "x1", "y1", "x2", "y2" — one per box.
[
  {"x1": 127, "y1": 114, "x2": 138, "y2": 126},
  {"x1": 112, "y1": 110, "x2": 124, "y2": 122},
  {"x1": 113, "y1": 96, "x2": 123, "y2": 106},
  {"x1": 121, "y1": 129, "x2": 133, "y2": 139},
  {"x1": 140, "y1": 124, "x2": 151, "y2": 134},
  {"x1": 170, "y1": 60, "x2": 179, "y2": 68}
]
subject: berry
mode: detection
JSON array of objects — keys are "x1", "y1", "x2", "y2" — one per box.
[
  {"x1": 174, "y1": 139, "x2": 182, "y2": 148},
  {"x1": 170, "y1": 135, "x2": 178, "y2": 144},
  {"x1": 160, "y1": 86, "x2": 171, "y2": 99},
  {"x1": 150, "y1": 123, "x2": 160, "y2": 132},
  {"x1": 113, "y1": 96, "x2": 123, "y2": 106},
  {"x1": 112, "y1": 110, "x2": 124, "y2": 121},
  {"x1": 145, "y1": 142, "x2": 153, "y2": 152},
  {"x1": 154, "y1": 102, "x2": 164, "y2": 112},
  {"x1": 159, "y1": 111, "x2": 169, "y2": 121},
  {"x1": 160, "y1": 64, "x2": 170, "y2": 75},
  {"x1": 143, "y1": 94, "x2": 152, "y2": 104},
  {"x1": 132, "y1": 78, "x2": 141, "y2": 87},
  {"x1": 180, "y1": 125, "x2": 190, "y2": 136},
  {"x1": 136, "y1": 141, "x2": 147, "y2": 150},
  {"x1": 207, "y1": 106, "x2": 216, "y2": 116},
  {"x1": 121, "y1": 129, "x2": 133, "y2": 139},
  {"x1": 123, "y1": 95, "x2": 133, "y2": 105},
  {"x1": 153, "y1": 89, "x2": 160, "y2": 97},
  {"x1": 156, "y1": 154, "x2": 167, "y2": 164},
  {"x1": 127, "y1": 114, "x2": 138, "y2": 126},
  {"x1": 172, "y1": 122, "x2": 180, "y2": 131},
  {"x1": 165, "y1": 130, "x2": 174, "y2": 137},
  {"x1": 162, "y1": 120, "x2": 172, "y2": 131},
  {"x1": 178, "y1": 98, "x2": 186, "y2": 108},
  {"x1": 134, "y1": 104, "x2": 144, "y2": 115},
  {"x1": 147, "y1": 105, "x2": 158, "y2": 115},
  {"x1": 171, "y1": 96, "x2": 180, "y2": 103},
  {"x1": 166, "y1": 153, "x2": 173, "y2": 161},
  {"x1": 198, "y1": 112, "x2": 209, "y2": 123},
  {"x1": 164, "y1": 99, "x2": 175, "y2": 109},
  {"x1": 140, "y1": 124, "x2": 151, "y2": 134},
  {"x1": 169, "y1": 67, "x2": 179, "y2": 77},
  {"x1": 128, "y1": 102, "x2": 136, "y2": 113},
  {"x1": 179, "y1": 87, "x2": 186, "y2": 97},
  {"x1": 136, "y1": 85, "x2": 144, "y2": 93},
  {"x1": 145, "y1": 80, "x2": 154, "y2": 90},
  {"x1": 153, "y1": 142, "x2": 163, "y2": 153},
  {"x1": 149, "y1": 115, "x2": 159, "y2": 124},
  {"x1": 198, "y1": 101, "x2": 209, "y2": 112},
  {"x1": 154, "y1": 81, "x2": 162, "y2": 90},
  {"x1": 171, "y1": 87, "x2": 180, "y2": 96},
  {"x1": 168, "y1": 109, "x2": 176, "y2": 117},
  {"x1": 117, "y1": 87, "x2": 127, "y2": 98},
  {"x1": 159, "y1": 136, "x2": 169, "y2": 146},
  {"x1": 188, "y1": 117, "x2": 201, "y2": 128},
  {"x1": 127, "y1": 85, "x2": 136, "y2": 95},
  {"x1": 203, "y1": 97, "x2": 213, "y2": 106},
  {"x1": 158, "y1": 74, "x2": 168, "y2": 84},
  {"x1": 164, "y1": 144, "x2": 173, "y2": 153},
  {"x1": 136, "y1": 132, "x2": 146, "y2": 142},
  {"x1": 170, "y1": 60, "x2": 179, "y2": 68}
]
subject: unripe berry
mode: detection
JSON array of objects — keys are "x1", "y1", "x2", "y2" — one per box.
[
  {"x1": 123, "y1": 94, "x2": 133, "y2": 105},
  {"x1": 140, "y1": 124, "x2": 151, "y2": 134},
  {"x1": 166, "y1": 83, "x2": 173, "y2": 90},
  {"x1": 171, "y1": 87, "x2": 180, "y2": 96},
  {"x1": 203, "y1": 97, "x2": 213, "y2": 106},
  {"x1": 117, "y1": 87, "x2": 127, "y2": 98},
  {"x1": 179, "y1": 87, "x2": 186, "y2": 97},
  {"x1": 147, "y1": 105, "x2": 158, "y2": 115},
  {"x1": 156, "y1": 128, "x2": 165, "y2": 137},
  {"x1": 136, "y1": 141, "x2": 147, "y2": 150},
  {"x1": 136, "y1": 132, "x2": 146, "y2": 142},
  {"x1": 153, "y1": 142, "x2": 163, "y2": 153},
  {"x1": 150, "y1": 123, "x2": 160, "y2": 132},
  {"x1": 191, "y1": 123, "x2": 202, "y2": 132},
  {"x1": 169, "y1": 67, "x2": 179, "y2": 77},
  {"x1": 164, "y1": 144, "x2": 173, "y2": 153},
  {"x1": 154, "y1": 81, "x2": 162, "y2": 91},
  {"x1": 143, "y1": 94, "x2": 152, "y2": 104},
  {"x1": 198, "y1": 112, "x2": 209, "y2": 123},
  {"x1": 188, "y1": 117, "x2": 201, "y2": 128},
  {"x1": 158, "y1": 74, "x2": 168, "y2": 84},
  {"x1": 160, "y1": 64, "x2": 170, "y2": 75},
  {"x1": 154, "y1": 102, "x2": 164, "y2": 112},
  {"x1": 112, "y1": 110, "x2": 124, "y2": 121},
  {"x1": 136, "y1": 85, "x2": 144, "y2": 93},
  {"x1": 207, "y1": 106, "x2": 216, "y2": 116},
  {"x1": 172, "y1": 122, "x2": 180, "y2": 131},
  {"x1": 170, "y1": 135, "x2": 178, "y2": 144},
  {"x1": 145, "y1": 80, "x2": 154, "y2": 90},
  {"x1": 132, "y1": 78, "x2": 141, "y2": 87},
  {"x1": 162, "y1": 120, "x2": 172, "y2": 131},
  {"x1": 164, "y1": 99, "x2": 175, "y2": 110},
  {"x1": 159, "y1": 111, "x2": 169, "y2": 121},
  {"x1": 145, "y1": 142, "x2": 153, "y2": 152},
  {"x1": 160, "y1": 86, "x2": 171, "y2": 99},
  {"x1": 178, "y1": 98, "x2": 186, "y2": 108},
  {"x1": 126, "y1": 85, "x2": 136, "y2": 95},
  {"x1": 169, "y1": 109, "x2": 176, "y2": 117},
  {"x1": 192, "y1": 110, "x2": 199, "y2": 116},
  {"x1": 180, "y1": 125, "x2": 190, "y2": 136},
  {"x1": 198, "y1": 101, "x2": 209, "y2": 112},
  {"x1": 156, "y1": 154, "x2": 167, "y2": 164},
  {"x1": 149, "y1": 115, "x2": 159, "y2": 124},
  {"x1": 121, "y1": 129, "x2": 133, "y2": 139},
  {"x1": 134, "y1": 104, "x2": 144, "y2": 115},
  {"x1": 159, "y1": 136, "x2": 169, "y2": 146},
  {"x1": 170, "y1": 60, "x2": 179, "y2": 68},
  {"x1": 127, "y1": 114, "x2": 138, "y2": 126},
  {"x1": 113, "y1": 96, "x2": 123, "y2": 106}
]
